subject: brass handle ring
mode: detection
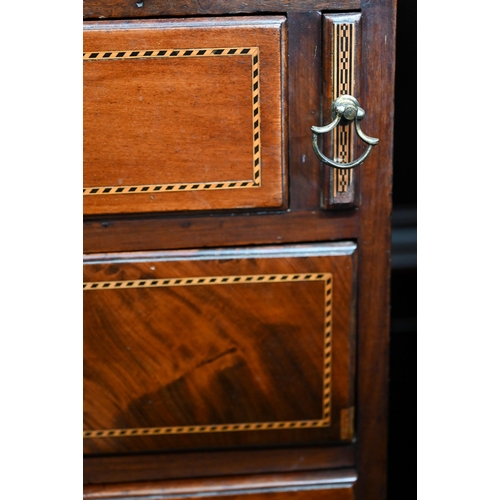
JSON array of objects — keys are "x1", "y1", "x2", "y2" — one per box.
[{"x1": 311, "y1": 95, "x2": 379, "y2": 169}]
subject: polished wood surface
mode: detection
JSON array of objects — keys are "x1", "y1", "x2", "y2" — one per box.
[
  {"x1": 83, "y1": 209, "x2": 357, "y2": 254},
  {"x1": 85, "y1": 488, "x2": 353, "y2": 500},
  {"x1": 83, "y1": 0, "x2": 360, "y2": 19},
  {"x1": 321, "y1": 13, "x2": 361, "y2": 208},
  {"x1": 83, "y1": 209, "x2": 358, "y2": 253},
  {"x1": 82, "y1": 3, "x2": 396, "y2": 499},
  {"x1": 84, "y1": 469, "x2": 356, "y2": 499},
  {"x1": 355, "y1": 0, "x2": 396, "y2": 498},
  {"x1": 84, "y1": 445, "x2": 355, "y2": 484},
  {"x1": 82, "y1": 11, "x2": 359, "y2": 252},
  {"x1": 287, "y1": 11, "x2": 322, "y2": 211},
  {"x1": 83, "y1": 243, "x2": 357, "y2": 454},
  {"x1": 84, "y1": 18, "x2": 286, "y2": 214}
]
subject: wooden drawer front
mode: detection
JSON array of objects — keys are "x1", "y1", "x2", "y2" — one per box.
[
  {"x1": 203, "y1": 490, "x2": 350, "y2": 500},
  {"x1": 83, "y1": 243, "x2": 356, "y2": 454},
  {"x1": 130, "y1": 489, "x2": 353, "y2": 500},
  {"x1": 84, "y1": 470, "x2": 356, "y2": 499},
  {"x1": 85, "y1": 486, "x2": 354, "y2": 500},
  {"x1": 83, "y1": 17, "x2": 286, "y2": 215}
]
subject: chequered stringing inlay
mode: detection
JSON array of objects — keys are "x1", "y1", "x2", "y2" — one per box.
[
  {"x1": 83, "y1": 273, "x2": 333, "y2": 438},
  {"x1": 332, "y1": 24, "x2": 355, "y2": 196},
  {"x1": 83, "y1": 47, "x2": 261, "y2": 196}
]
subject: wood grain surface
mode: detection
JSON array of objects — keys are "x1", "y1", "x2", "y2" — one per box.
[
  {"x1": 82, "y1": 4, "x2": 396, "y2": 499},
  {"x1": 84, "y1": 18, "x2": 286, "y2": 214},
  {"x1": 321, "y1": 13, "x2": 362, "y2": 208},
  {"x1": 83, "y1": 445, "x2": 355, "y2": 484},
  {"x1": 85, "y1": 489, "x2": 353, "y2": 500},
  {"x1": 83, "y1": 0, "x2": 360, "y2": 19},
  {"x1": 83, "y1": 243, "x2": 357, "y2": 454},
  {"x1": 355, "y1": 0, "x2": 397, "y2": 499},
  {"x1": 287, "y1": 11, "x2": 323, "y2": 210},
  {"x1": 83, "y1": 209, "x2": 358, "y2": 254},
  {"x1": 84, "y1": 469, "x2": 356, "y2": 499}
]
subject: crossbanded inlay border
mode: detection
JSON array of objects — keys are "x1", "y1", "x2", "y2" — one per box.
[
  {"x1": 83, "y1": 47, "x2": 261, "y2": 196},
  {"x1": 83, "y1": 273, "x2": 333, "y2": 438}
]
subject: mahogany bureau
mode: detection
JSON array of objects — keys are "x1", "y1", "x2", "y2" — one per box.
[{"x1": 83, "y1": 1, "x2": 396, "y2": 499}]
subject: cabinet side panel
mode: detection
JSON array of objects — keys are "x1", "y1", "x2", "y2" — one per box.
[{"x1": 356, "y1": 1, "x2": 397, "y2": 499}]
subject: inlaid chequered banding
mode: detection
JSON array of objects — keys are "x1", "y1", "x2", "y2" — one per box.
[
  {"x1": 323, "y1": 275, "x2": 333, "y2": 421},
  {"x1": 83, "y1": 181, "x2": 257, "y2": 196},
  {"x1": 83, "y1": 47, "x2": 261, "y2": 196},
  {"x1": 83, "y1": 47, "x2": 255, "y2": 61},
  {"x1": 332, "y1": 24, "x2": 355, "y2": 196},
  {"x1": 83, "y1": 273, "x2": 333, "y2": 438},
  {"x1": 83, "y1": 420, "x2": 328, "y2": 439}
]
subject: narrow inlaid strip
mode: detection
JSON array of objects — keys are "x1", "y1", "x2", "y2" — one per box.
[
  {"x1": 83, "y1": 273, "x2": 327, "y2": 290},
  {"x1": 83, "y1": 181, "x2": 259, "y2": 196},
  {"x1": 323, "y1": 275, "x2": 333, "y2": 422},
  {"x1": 83, "y1": 47, "x2": 256, "y2": 61},
  {"x1": 83, "y1": 420, "x2": 330, "y2": 439},
  {"x1": 332, "y1": 23, "x2": 355, "y2": 196},
  {"x1": 83, "y1": 272, "x2": 333, "y2": 438},
  {"x1": 83, "y1": 47, "x2": 261, "y2": 196}
]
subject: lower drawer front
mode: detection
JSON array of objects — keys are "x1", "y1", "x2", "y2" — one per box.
[
  {"x1": 157, "y1": 488, "x2": 353, "y2": 500},
  {"x1": 85, "y1": 487, "x2": 353, "y2": 500},
  {"x1": 83, "y1": 471, "x2": 356, "y2": 499},
  {"x1": 196, "y1": 491, "x2": 351, "y2": 500},
  {"x1": 83, "y1": 242, "x2": 357, "y2": 454}
]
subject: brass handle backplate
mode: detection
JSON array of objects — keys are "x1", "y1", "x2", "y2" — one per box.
[{"x1": 311, "y1": 95, "x2": 379, "y2": 169}]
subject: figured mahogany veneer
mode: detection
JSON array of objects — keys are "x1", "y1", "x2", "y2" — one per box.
[
  {"x1": 84, "y1": 18, "x2": 286, "y2": 215},
  {"x1": 83, "y1": 243, "x2": 357, "y2": 454},
  {"x1": 83, "y1": 1, "x2": 396, "y2": 498}
]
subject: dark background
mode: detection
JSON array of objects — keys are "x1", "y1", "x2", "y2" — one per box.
[{"x1": 387, "y1": 0, "x2": 416, "y2": 498}]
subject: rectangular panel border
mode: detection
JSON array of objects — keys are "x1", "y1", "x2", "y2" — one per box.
[
  {"x1": 83, "y1": 272, "x2": 333, "y2": 438},
  {"x1": 83, "y1": 47, "x2": 261, "y2": 195}
]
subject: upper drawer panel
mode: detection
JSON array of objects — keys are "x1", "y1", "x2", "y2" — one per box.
[{"x1": 83, "y1": 18, "x2": 286, "y2": 215}]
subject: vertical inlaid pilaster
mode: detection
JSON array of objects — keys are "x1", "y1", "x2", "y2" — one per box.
[{"x1": 322, "y1": 14, "x2": 361, "y2": 208}]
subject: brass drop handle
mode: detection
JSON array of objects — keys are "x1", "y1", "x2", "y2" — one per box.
[{"x1": 311, "y1": 95, "x2": 379, "y2": 169}]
